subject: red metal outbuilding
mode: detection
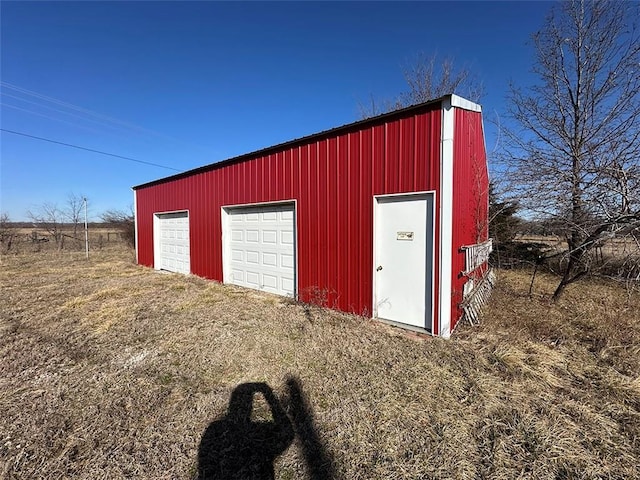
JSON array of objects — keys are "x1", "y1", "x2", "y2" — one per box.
[{"x1": 133, "y1": 94, "x2": 491, "y2": 338}]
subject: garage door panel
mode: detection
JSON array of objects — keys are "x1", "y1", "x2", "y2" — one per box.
[
  {"x1": 262, "y1": 274, "x2": 278, "y2": 289},
  {"x1": 224, "y1": 204, "x2": 296, "y2": 297},
  {"x1": 246, "y1": 271, "x2": 260, "y2": 287},
  {"x1": 262, "y1": 230, "x2": 277, "y2": 244},
  {"x1": 232, "y1": 269, "x2": 244, "y2": 282},
  {"x1": 281, "y1": 253, "x2": 294, "y2": 268},
  {"x1": 245, "y1": 251, "x2": 258, "y2": 264},
  {"x1": 281, "y1": 231, "x2": 294, "y2": 245},
  {"x1": 282, "y1": 277, "x2": 295, "y2": 293},
  {"x1": 261, "y1": 252, "x2": 276, "y2": 267}
]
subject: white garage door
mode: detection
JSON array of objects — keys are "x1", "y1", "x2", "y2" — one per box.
[
  {"x1": 155, "y1": 212, "x2": 190, "y2": 274},
  {"x1": 223, "y1": 204, "x2": 295, "y2": 296}
]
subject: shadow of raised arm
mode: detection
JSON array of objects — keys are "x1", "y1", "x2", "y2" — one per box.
[{"x1": 284, "y1": 376, "x2": 339, "y2": 480}]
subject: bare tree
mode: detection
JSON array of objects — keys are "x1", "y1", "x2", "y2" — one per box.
[
  {"x1": 359, "y1": 53, "x2": 484, "y2": 118},
  {"x1": 503, "y1": 0, "x2": 640, "y2": 299},
  {"x1": 0, "y1": 212, "x2": 15, "y2": 252},
  {"x1": 64, "y1": 192, "x2": 85, "y2": 237},
  {"x1": 488, "y1": 182, "x2": 520, "y2": 245},
  {"x1": 101, "y1": 207, "x2": 135, "y2": 247},
  {"x1": 28, "y1": 203, "x2": 65, "y2": 247},
  {"x1": 399, "y1": 53, "x2": 484, "y2": 106}
]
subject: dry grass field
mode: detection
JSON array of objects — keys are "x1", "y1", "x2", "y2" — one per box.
[
  {"x1": 515, "y1": 234, "x2": 640, "y2": 259},
  {"x1": 1, "y1": 245, "x2": 639, "y2": 479}
]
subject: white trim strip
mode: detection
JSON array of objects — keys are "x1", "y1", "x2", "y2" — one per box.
[
  {"x1": 221, "y1": 199, "x2": 296, "y2": 210},
  {"x1": 439, "y1": 97, "x2": 455, "y2": 339},
  {"x1": 133, "y1": 189, "x2": 139, "y2": 264}
]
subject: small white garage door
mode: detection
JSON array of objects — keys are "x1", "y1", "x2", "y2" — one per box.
[
  {"x1": 223, "y1": 203, "x2": 295, "y2": 296},
  {"x1": 155, "y1": 211, "x2": 190, "y2": 274}
]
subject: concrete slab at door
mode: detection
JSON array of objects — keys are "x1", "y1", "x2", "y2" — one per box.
[
  {"x1": 222, "y1": 203, "x2": 296, "y2": 297},
  {"x1": 155, "y1": 211, "x2": 190, "y2": 274},
  {"x1": 374, "y1": 193, "x2": 434, "y2": 329}
]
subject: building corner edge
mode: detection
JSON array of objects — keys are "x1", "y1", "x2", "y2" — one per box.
[{"x1": 438, "y1": 97, "x2": 455, "y2": 339}]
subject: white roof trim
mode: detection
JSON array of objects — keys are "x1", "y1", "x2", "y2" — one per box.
[{"x1": 450, "y1": 94, "x2": 482, "y2": 113}]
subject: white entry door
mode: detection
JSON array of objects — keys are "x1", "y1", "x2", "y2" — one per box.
[
  {"x1": 222, "y1": 203, "x2": 296, "y2": 296},
  {"x1": 374, "y1": 193, "x2": 434, "y2": 329},
  {"x1": 155, "y1": 211, "x2": 190, "y2": 274}
]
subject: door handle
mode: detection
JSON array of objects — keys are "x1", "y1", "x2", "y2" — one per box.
[{"x1": 376, "y1": 265, "x2": 383, "y2": 271}]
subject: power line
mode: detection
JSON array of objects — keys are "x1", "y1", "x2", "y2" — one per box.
[
  {"x1": 1, "y1": 92, "x2": 141, "y2": 133},
  {"x1": 1, "y1": 81, "x2": 155, "y2": 134},
  {"x1": 0, "y1": 81, "x2": 215, "y2": 152},
  {"x1": 1, "y1": 102, "x2": 108, "y2": 136},
  {"x1": 0, "y1": 128, "x2": 181, "y2": 171}
]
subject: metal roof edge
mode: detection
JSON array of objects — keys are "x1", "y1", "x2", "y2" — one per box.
[{"x1": 132, "y1": 96, "x2": 453, "y2": 190}]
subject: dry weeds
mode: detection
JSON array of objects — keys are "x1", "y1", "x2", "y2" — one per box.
[{"x1": 1, "y1": 246, "x2": 639, "y2": 479}]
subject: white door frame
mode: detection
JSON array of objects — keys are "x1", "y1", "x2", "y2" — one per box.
[
  {"x1": 153, "y1": 209, "x2": 190, "y2": 273},
  {"x1": 221, "y1": 200, "x2": 298, "y2": 297},
  {"x1": 372, "y1": 191, "x2": 436, "y2": 333}
]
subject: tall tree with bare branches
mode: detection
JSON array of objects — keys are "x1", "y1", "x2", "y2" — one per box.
[
  {"x1": 359, "y1": 53, "x2": 483, "y2": 118},
  {"x1": 64, "y1": 192, "x2": 85, "y2": 237},
  {"x1": 503, "y1": 0, "x2": 640, "y2": 299},
  {"x1": 28, "y1": 203, "x2": 64, "y2": 247}
]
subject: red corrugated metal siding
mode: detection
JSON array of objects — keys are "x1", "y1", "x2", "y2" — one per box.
[
  {"x1": 136, "y1": 106, "x2": 442, "y2": 320},
  {"x1": 451, "y1": 109, "x2": 489, "y2": 330}
]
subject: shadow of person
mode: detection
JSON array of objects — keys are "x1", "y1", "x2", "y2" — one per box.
[
  {"x1": 197, "y1": 382, "x2": 294, "y2": 480},
  {"x1": 284, "y1": 376, "x2": 339, "y2": 480}
]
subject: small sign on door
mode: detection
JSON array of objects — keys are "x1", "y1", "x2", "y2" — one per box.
[{"x1": 397, "y1": 231, "x2": 414, "y2": 241}]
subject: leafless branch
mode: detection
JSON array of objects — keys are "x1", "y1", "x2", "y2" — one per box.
[
  {"x1": 502, "y1": 0, "x2": 640, "y2": 298},
  {"x1": 358, "y1": 53, "x2": 484, "y2": 119}
]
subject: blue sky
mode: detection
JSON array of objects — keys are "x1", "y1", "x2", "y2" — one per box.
[{"x1": 1, "y1": 1, "x2": 551, "y2": 221}]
